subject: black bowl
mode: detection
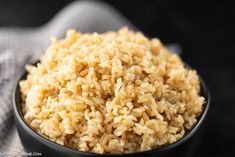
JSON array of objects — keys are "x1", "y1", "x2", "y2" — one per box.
[{"x1": 12, "y1": 64, "x2": 210, "y2": 157}]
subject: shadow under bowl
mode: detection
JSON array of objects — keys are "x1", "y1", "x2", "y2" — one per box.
[{"x1": 12, "y1": 63, "x2": 210, "y2": 157}]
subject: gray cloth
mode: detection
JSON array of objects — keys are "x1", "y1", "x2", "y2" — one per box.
[{"x1": 0, "y1": 1, "x2": 180, "y2": 156}]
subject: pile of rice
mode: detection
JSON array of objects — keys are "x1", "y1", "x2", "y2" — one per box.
[{"x1": 20, "y1": 27, "x2": 205, "y2": 154}]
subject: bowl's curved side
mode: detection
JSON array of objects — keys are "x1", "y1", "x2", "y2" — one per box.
[{"x1": 12, "y1": 65, "x2": 210, "y2": 157}]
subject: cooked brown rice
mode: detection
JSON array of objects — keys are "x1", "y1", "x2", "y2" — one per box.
[{"x1": 20, "y1": 27, "x2": 205, "y2": 154}]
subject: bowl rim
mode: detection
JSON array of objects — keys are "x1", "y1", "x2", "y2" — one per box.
[{"x1": 12, "y1": 63, "x2": 210, "y2": 156}]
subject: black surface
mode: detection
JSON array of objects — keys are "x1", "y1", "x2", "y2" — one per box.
[{"x1": 1, "y1": 0, "x2": 234, "y2": 156}]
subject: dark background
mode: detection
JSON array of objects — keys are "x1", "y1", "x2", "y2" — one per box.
[{"x1": 0, "y1": 0, "x2": 234, "y2": 156}]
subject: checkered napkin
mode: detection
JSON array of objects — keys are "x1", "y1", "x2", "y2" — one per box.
[{"x1": 0, "y1": 1, "x2": 180, "y2": 156}]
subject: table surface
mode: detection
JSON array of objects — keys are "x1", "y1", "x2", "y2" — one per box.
[{"x1": 0, "y1": 0, "x2": 234, "y2": 156}]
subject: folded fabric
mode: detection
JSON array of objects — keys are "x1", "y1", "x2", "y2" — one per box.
[{"x1": 0, "y1": 1, "x2": 180, "y2": 156}]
